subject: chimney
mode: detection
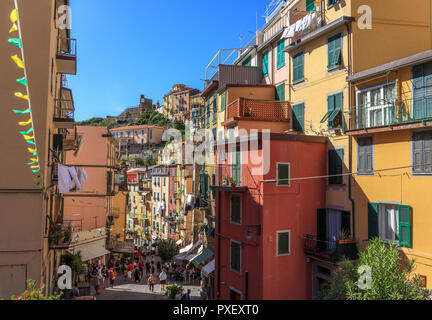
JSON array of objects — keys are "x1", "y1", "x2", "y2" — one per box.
[{"x1": 256, "y1": 30, "x2": 263, "y2": 46}]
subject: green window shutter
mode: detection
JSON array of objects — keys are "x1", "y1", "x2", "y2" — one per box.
[
  {"x1": 221, "y1": 92, "x2": 226, "y2": 111},
  {"x1": 231, "y1": 194, "x2": 241, "y2": 223},
  {"x1": 335, "y1": 92, "x2": 343, "y2": 110},
  {"x1": 329, "y1": 149, "x2": 343, "y2": 184},
  {"x1": 276, "y1": 84, "x2": 285, "y2": 101},
  {"x1": 277, "y1": 163, "x2": 290, "y2": 185},
  {"x1": 328, "y1": 94, "x2": 335, "y2": 111},
  {"x1": 306, "y1": 0, "x2": 315, "y2": 11},
  {"x1": 328, "y1": 34, "x2": 342, "y2": 69},
  {"x1": 368, "y1": 202, "x2": 379, "y2": 239},
  {"x1": 263, "y1": 51, "x2": 269, "y2": 77},
  {"x1": 293, "y1": 103, "x2": 304, "y2": 132},
  {"x1": 277, "y1": 39, "x2": 285, "y2": 69},
  {"x1": 317, "y1": 209, "x2": 327, "y2": 241},
  {"x1": 398, "y1": 205, "x2": 412, "y2": 247},
  {"x1": 293, "y1": 52, "x2": 304, "y2": 83}
]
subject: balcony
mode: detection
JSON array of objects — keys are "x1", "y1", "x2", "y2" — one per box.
[
  {"x1": 346, "y1": 97, "x2": 432, "y2": 134},
  {"x1": 56, "y1": 37, "x2": 77, "y2": 75},
  {"x1": 303, "y1": 235, "x2": 358, "y2": 263},
  {"x1": 224, "y1": 98, "x2": 291, "y2": 126},
  {"x1": 152, "y1": 167, "x2": 169, "y2": 176},
  {"x1": 54, "y1": 87, "x2": 75, "y2": 129},
  {"x1": 49, "y1": 225, "x2": 72, "y2": 249}
]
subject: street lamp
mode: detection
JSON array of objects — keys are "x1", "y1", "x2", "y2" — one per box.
[{"x1": 245, "y1": 225, "x2": 261, "y2": 241}]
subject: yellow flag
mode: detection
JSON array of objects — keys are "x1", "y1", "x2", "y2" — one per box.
[
  {"x1": 15, "y1": 92, "x2": 29, "y2": 100},
  {"x1": 31, "y1": 157, "x2": 39, "y2": 162},
  {"x1": 19, "y1": 118, "x2": 32, "y2": 126},
  {"x1": 9, "y1": 23, "x2": 18, "y2": 33},
  {"x1": 10, "y1": 9, "x2": 19, "y2": 23},
  {"x1": 23, "y1": 135, "x2": 35, "y2": 140},
  {"x1": 11, "y1": 55, "x2": 24, "y2": 69},
  {"x1": 31, "y1": 165, "x2": 40, "y2": 169},
  {"x1": 28, "y1": 148, "x2": 37, "y2": 154}
]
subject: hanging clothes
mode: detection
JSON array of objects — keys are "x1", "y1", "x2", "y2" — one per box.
[
  {"x1": 58, "y1": 164, "x2": 72, "y2": 194},
  {"x1": 68, "y1": 166, "x2": 82, "y2": 191},
  {"x1": 77, "y1": 167, "x2": 88, "y2": 186}
]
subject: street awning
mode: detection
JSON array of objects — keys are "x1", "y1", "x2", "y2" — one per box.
[
  {"x1": 68, "y1": 243, "x2": 110, "y2": 262},
  {"x1": 179, "y1": 243, "x2": 193, "y2": 253},
  {"x1": 174, "y1": 252, "x2": 187, "y2": 261},
  {"x1": 176, "y1": 239, "x2": 183, "y2": 245},
  {"x1": 185, "y1": 253, "x2": 199, "y2": 261},
  {"x1": 202, "y1": 259, "x2": 215, "y2": 277},
  {"x1": 191, "y1": 249, "x2": 214, "y2": 267}
]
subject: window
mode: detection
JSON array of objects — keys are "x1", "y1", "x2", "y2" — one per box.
[
  {"x1": 230, "y1": 194, "x2": 241, "y2": 224},
  {"x1": 150, "y1": 130, "x2": 153, "y2": 139},
  {"x1": 355, "y1": 83, "x2": 396, "y2": 129},
  {"x1": 412, "y1": 131, "x2": 432, "y2": 174},
  {"x1": 328, "y1": 0, "x2": 341, "y2": 7},
  {"x1": 357, "y1": 137, "x2": 373, "y2": 174},
  {"x1": 231, "y1": 146, "x2": 241, "y2": 185},
  {"x1": 221, "y1": 91, "x2": 226, "y2": 112},
  {"x1": 230, "y1": 240, "x2": 241, "y2": 273},
  {"x1": 277, "y1": 39, "x2": 285, "y2": 69},
  {"x1": 277, "y1": 163, "x2": 290, "y2": 186},
  {"x1": 276, "y1": 84, "x2": 285, "y2": 101},
  {"x1": 321, "y1": 92, "x2": 343, "y2": 128},
  {"x1": 327, "y1": 33, "x2": 342, "y2": 69},
  {"x1": 243, "y1": 56, "x2": 251, "y2": 67},
  {"x1": 328, "y1": 149, "x2": 343, "y2": 184},
  {"x1": 292, "y1": 52, "x2": 304, "y2": 83},
  {"x1": 368, "y1": 203, "x2": 411, "y2": 247},
  {"x1": 277, "y1": 231, "x2": 290, "y2": 256},
  {"x1": 292, "y1": 103, "x2": 304, "y2": 132},
  {"x1": 317, "y1": 209, "x2": 351, "y2": 245},
  {"x1": 262, "y1": 51, "x2": 269, "y2": 77}
]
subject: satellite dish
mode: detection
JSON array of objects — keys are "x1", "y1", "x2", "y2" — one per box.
[{"x1": 73, "y1": 135, "x2": 85, "y2": 157}]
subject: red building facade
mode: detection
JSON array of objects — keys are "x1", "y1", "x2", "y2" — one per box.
[{"x1": 213, "y1": 133, "x2": 327, "y2": 300}]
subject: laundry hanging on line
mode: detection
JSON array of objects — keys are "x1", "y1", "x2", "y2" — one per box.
[{"x1": 58, "y1": 164, "x2": 87, "y2": 194}]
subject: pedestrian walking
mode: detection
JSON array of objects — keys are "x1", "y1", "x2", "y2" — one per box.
[
  {"x1": 73, "y1": 281, "x2": 80, "y2": 298},
  {"x1": 134, "y1": 267, "x2": 140, "y2": 283},
  {"x1": 157, "y1": 261, "x2": 161, "y2": 271},
  {"x1": 145, "y1": 261, "x2": 150, "y2": 275},
  {"x1": 92, "y1": 269, "x2": 101, "y2": 295},
  {"x1": 127, "y1": 269, "x2": 132, "y2": 283},
  {"x1": 147, "y1": 273, "x2": 156, "y2": 293},
  {"x1": 159, "y1": 269, "x2": 167, "y2": 291},
  {"x1": 181, "y1": 289, "x2": 191, "y2": 300},
  {"x1": 108, "y1": 266, "x2": 117, "y2": 288}
]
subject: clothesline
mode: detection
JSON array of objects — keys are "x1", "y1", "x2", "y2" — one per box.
[{"x1": 58, "y1": 164, "x2": 88, "y2": 194}]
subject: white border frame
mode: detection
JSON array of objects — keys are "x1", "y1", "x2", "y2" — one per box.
[
  {"x1": 276, "y1": 230, "x2": 291, "y2": 256},
  {"x1": 276, "y1": 162, "x2": 291, "y2": 186}
]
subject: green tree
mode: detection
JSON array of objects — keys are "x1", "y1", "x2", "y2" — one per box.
[
  {"x1": 133, "y1": 158, "x2": 145, "y2": 166},
  {"x1": 157, "y1": 239, "x2": 179, "y2": 263},
  {"x1": 321, "y1": 238, "x2": 430, "y2": 300}
]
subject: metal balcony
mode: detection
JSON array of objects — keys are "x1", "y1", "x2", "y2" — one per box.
[
  {"x1": 54, "y1": 87, "x2": 75, "y2": 129},
  {"x1": 56, "y1": 37, "x2": 77, "y2": 75},
  {"x1": 347, "y1": 97, "x2": 432, "y2": 134},
  {"x1": 303, "y1": 235, "x2": 358, "y2": 263}
]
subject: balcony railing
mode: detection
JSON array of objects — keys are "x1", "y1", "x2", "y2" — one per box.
[
  {"x1": 303, "y1": 235, "x2": 358, "y2": 263},
  {"x1": 56, "y1": 37, "x2": 77, "y2": 75},
  {"x1": 226, "y1": 98, "x2": 291, "y2": 122},
  {"x1": 347, "y1": 96, "x2": 432, "y2": 131},
  {"x1": 54, "y1": 87, "x2": 75, "y2": 129}
]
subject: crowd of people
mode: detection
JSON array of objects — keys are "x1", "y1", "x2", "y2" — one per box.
[{"x1": 77, "y1": 247, "x2": 204, "y2": 299}]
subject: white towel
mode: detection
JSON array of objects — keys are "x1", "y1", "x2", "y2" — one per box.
[
  {"x1": 77, "y1": 167, "x2": 88, "y2": 186},
  {"x1": 58, "y1": 164, "x2": 72, "y2": 194},
  {"x1": 68, "y1": 166, "x2": 82, "y2": 191}
]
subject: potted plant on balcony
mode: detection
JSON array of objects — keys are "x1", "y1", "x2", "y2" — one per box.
[
  {"x1": 230, "y1": 178, "x2": 237, "y2": 188},
  {"x1": 337, "y1": 229, "x2": 355, "y2": 244}
]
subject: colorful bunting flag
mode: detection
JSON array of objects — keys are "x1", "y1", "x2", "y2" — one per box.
[
  {"x1": 10, "y1": 8, "x2": 19, "y2": 23},
  {"x1": 9, "y1": 23, "x2": 17, "y2": 33},
  {"x1": 11, "y1": 54, "x2": 24, "y2": 69},
  {"x1": 27, "y1": 148, "x2": 37, "y2": 154},
  {"x1": 15, "y1": 92, "x2": 29, "y2": 100},
  {"x1": 32, "y1": 169, "x2": 40, "y2": 173},
  {"x1": 18, "y1": 118, "x2": 32, "y2": 126},
  {"x1": 8, "y1": 38, "x2": 22, "y2": 48},
  {"x1": 20, "y1": 128, "x2": 33, "y2": 135},
  {"x1": 23, "y1": 135, "x2": 34, "y2": 140},
  {"x1": 26, "y1": 140, "x2": 35, "y2": 145},
  {"x1": 13, "y1": 107, "x2": 31, "y2": 114},
  {"x1": 16, "y1": 77, "x2": 27, "y2": 86}
]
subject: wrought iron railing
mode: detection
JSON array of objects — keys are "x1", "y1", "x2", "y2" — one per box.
[
  {"x1": 226, "y1": 97, "x2": 291, "y2": 122},
  {"x1": 347, "y1": 96, "x2": 432, "y2": 131},
  {"x1": 57, "y1": 37, "x2": 77, "y2": 58},
  {"x1": 303, "y1": 235, "x2": 358, "y2": 262}
]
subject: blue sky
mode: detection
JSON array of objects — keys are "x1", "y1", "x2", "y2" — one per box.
[{"x1": 68, "y1": 0, "x2": 272, "y2": 121}]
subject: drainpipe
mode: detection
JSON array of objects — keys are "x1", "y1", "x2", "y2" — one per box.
[{"x1": 346, "y1": 23, "x2": 356, "y2": 240}]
